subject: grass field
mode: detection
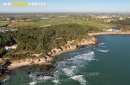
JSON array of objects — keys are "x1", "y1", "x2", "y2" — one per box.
[
  {"x1": 8, "y1": 15, "x2": 112, "y2": 30},
  {"x1": 0, "y1": 21, "x2": 9, "y2": 25},
  {"x1": 35, "y1": 18, "x2": 112, "y2": 29}
]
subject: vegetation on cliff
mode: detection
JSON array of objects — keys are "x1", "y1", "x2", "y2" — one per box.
[
  {"x1": 111, "y1": 18, "x2": 130, "y2": 31},
  {"x1": 0, "y1": 23, "x2": 95, "y2": 60}
]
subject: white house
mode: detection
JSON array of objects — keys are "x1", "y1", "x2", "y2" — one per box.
[
  {"x1": 106, "y1": 29, "x2": 113, "y2": 32},
  {"x1": 5, "y1": 44, "x2": 17, "y2": 50}
]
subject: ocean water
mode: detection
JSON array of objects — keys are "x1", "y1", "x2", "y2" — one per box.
[{"x1": 3, "y1": 35, "x2": 130, "y2": 85}]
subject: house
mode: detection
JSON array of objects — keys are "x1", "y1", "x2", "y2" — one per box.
[
  {"x1": 5, "y1": 44, "x2": 17, "y2": 51},
  {"x1": 40, "y1": 18, "x2": 48, "y2": 20},
  {"x1": 106, "y1": 29, "x2": 112, "y2": 32}
]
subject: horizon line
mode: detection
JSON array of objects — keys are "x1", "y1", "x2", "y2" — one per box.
[{"x1": 0, "y1": 12, "x2": 130, "y2": 14}]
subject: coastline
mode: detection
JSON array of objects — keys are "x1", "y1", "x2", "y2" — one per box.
[
  {"x1": 8, "y1": 58, "x2": 50, "y2": 70},
  {"x1": 1, "y1": 31, "x2": 130, "y2": 81},
  {"x1": 88, "y1": 31, "x2": 130, "y2": 36},
  {"x1": 7, "y1": 37, "x2": 97, "y2": 70},
  {"x1": 6, "y1": 31, "x2": 130, "y2": 70}
]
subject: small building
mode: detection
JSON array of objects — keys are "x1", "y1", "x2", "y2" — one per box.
[
  {"x1": 40, "y1": 18, "x2": 48, "y2": 20},
  {"x1": 5, "y1": 44, "x2": 17, "y2": 51},
  {"x1": 106, "y1": 29, "x2": 113, "y2": 32}
]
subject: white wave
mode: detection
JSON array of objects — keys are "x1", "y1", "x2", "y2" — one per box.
[
  {"x1": 93, "y1": 47, "x2": 110, "y2": 53},
  {"x1": 98, "y1": 42, "x2": 105, "y2": 46},
  {"x1": 70, "y1": 75, "x2": 86, "y2": 85},
  {"x1": 97, "y1": 50, "x2": 109, "y2": 53},
  {"x1": 62, "y1": 66, "x2": 77, "y2": 76},
  {"x1": 72, "y1": 51, "x2": 95, "y2": 62},
  {"x1": 29, "y1": 75, "x2": 54, "y2": 85},
  {"x1": 29, "y1": 73, "x2": 53, "y2": 82},
  {"x1": 61, "y1": 51, "x2": 95, "y2": 77},
  {"x1": 29, "y1": 82, "x2": 37, "y2": 85},
  {"x1": 28, "y1": 50, "x2": 95, "y2": 84},
  {"x1": 58, "y1": 51, "x2": 96, "y2": 84},
  {"x1": 38, "y1": 76, "x2": 53, "y2": 81},
  {"x1": 2, "y1": 76, "x2": 10, "y2": 82},
  {"x1": 71, "y1": 66, "x2": 77, "y2": 69},
  {"x1": 52, "y1": 80, "x2": 60, "y2": 84}
]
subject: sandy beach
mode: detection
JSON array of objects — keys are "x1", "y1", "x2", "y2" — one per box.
[
  {"x1": 88, "y1": 31, "x2": 130, "y2": 36},
  {"x1": 8, "y1": 58, "x2": 49, "y2": 70}
]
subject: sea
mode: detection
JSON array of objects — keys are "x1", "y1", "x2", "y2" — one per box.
[{"x1": 3, "y1": 35, "x2": 130, "y2": 85}]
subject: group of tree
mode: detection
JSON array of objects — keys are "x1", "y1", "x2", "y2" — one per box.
[
  {"x1": 0, "y1": 23, "x2": 97, "y2": 59},
  {"x1": 111, "y1": 18, "x2": 130, "y2": 31}
]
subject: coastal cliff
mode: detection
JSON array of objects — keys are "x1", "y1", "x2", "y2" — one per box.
[{"x1": 7, "y1": 37, "x2": 97, "y2": 70}]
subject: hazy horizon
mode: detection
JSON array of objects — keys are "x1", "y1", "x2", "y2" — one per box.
[{"x1": 0, "y1": 0, "x2": 130, "y2": 13}]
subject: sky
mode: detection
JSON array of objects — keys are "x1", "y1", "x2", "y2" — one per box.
[{"x1": 0, "y1": 0, "x2": 130, "y2": 13}]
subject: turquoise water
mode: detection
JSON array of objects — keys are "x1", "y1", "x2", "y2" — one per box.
[{"x1": 4, "y1": 35, "x2": 130, "y2": 85}]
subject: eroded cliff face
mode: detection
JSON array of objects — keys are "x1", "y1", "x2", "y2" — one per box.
[
  {"x1": 48, "y1": 37, "x2": 97, "y2": 57},
  {"x1": 3, "y1": 37, "x2": 97, "y2": 71}
]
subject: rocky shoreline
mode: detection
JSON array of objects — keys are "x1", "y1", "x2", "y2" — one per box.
[
  {"x1": 1, "y1": 31, "x2": 130, "y2": 81},
  {"x1": 0, "y1": 37, "x2": 97, "y2": 81},
  {"x1": 6, "y1": 31, "x2": 130, "y2": 71},
  {"x1": 8, "y1": 37, "x2": 97, "y2": 70}
]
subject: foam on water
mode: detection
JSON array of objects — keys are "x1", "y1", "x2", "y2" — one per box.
[
  {"x1": 29, "y1": 74, "x2": 53, "y2": 82},
  {"x1": 98, "y1": 50, "x2": 109, "y2": 53},
  {"x1": 28, "y1": 49, "x2": 96, "y2": 85},
  {"x1": 2, "y1": 76, "x2": 10, "y2": 82},
  {"x1": 62, "y1": 66, "x2": 77, "y2": 76},
  {"x1": 67, "y1": 51, "x2": 95, "y2": 64},
  {"x1": 93, "y1": 42, "x2": 110, "y2": 53},
  {"x1": 98, "y1": 42, "x2": 105, "y2": 46},
  {"x1": 70, "y1": 75, "x2": 86, "y2": 85},
  {"x1": 74, "y1": 51, "x2": 95, "y2": 61},
  {"x1": 29, "y1": 82, "x2": 37, "y2": 85},
  {"x1": 52, "y1": 80, "x2": 60, "y2": 84},
  {"x1": 93, "y1": 48, "x2": 110, "y2": 53},
  {"x1": 59, "y1": 51, "x2": 96, "y2": 76}
]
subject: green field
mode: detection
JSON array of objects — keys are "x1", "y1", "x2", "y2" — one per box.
[
  {"x1": 0, "y1": 21, "x2": 9, "y2": 25},
  {"x1": 7, "y1": 14, "x2": 112, "y2": 30}
]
